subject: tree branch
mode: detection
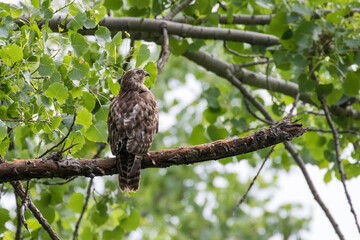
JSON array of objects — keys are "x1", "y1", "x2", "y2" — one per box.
[
  {"x1": 0, "y1": 122, "x2": 306, "y2": 182},
  {"x1": 164, "y1": 0, "x2": 193, "y2": 20},
  {"x1": 16, "y1": 16, "x2": 280, "y2": 46},
  {"x1": 173, "y1": 14, "x2": 274, "y2": 25},
  {"x1": 182, "y1": 49, "x2": 360, "y2": 119}
]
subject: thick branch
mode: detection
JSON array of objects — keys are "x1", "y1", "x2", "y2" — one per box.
[
  {"x1": 182, "y1": 50, "x2": 360, "y2": 120},
  {"x1": 0, "y1": 122, "x2": 306, "y2": 182},
  {"x1": 17, "y1": 16, "x2": 279, "y2": 46}
]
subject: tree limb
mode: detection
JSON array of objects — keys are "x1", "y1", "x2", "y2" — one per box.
[
  {"x1": 164, "y1": 0, "x2": 193, "y2": 20},
  {"x1": 182, "y1": 49, "x2": 360, "y2": 120},
  {"x1": 0, "y1": 121, "x2": 306, "y2": 182},
  {"x1": 15, "y1": 16, "x2": 280, "y2": 46}
]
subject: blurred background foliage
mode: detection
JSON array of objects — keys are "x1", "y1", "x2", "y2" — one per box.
[{"x1": 0, "y1": 0, "x2": 359, "y2": 239}]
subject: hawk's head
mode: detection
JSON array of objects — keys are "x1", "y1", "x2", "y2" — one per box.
[{"x1": 120, "y1": 68, "x2": 150, "y2": 90}]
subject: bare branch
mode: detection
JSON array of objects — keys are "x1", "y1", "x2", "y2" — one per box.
[
  {"x1": 284, "y1": 142, "x2": 345, "y2": 240},
  {"x1": 164, "y1": 0, "x2": 193, "y2": 20},
  {"x1": 243, "y1": 97, "x2": 273, "y2": 125},
  {"x1": 0, "y1": 122, "x2": 306, "y2": 182},
  {"x1": 232, "y1": 145, "x2": 275, "y2": 216},
  {"x1": 224, "y1": 41, "x2": 269, "y2": 59},
  {"x1": 37, "y1": 113, "x2": 77, "y2": 159},
  {"x1": 157, "y1": 27, "x2": 170, "y2": 74},
  {"x1": 15, "y1": 194, "x2": 22, "y2": 240},
  {"x1": 320, "y1": 97, "x2": 360, "y2": 234},
  {"x1": 73, "y1": 177, "x2": 93, "y2": 240},
  {"x1": 11, "y1": 181, "x2": 61, "y2": 240}
]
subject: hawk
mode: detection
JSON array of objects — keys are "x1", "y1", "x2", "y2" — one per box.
[{"x1": 107, "y1": 68, "x2": 159, "y2": 192}]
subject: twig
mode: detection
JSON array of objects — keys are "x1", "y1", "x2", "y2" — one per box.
[
  {"x1": 296, "y1": 110, "x2": 325, "y2": 116},
  {"x1": 164, "y1": 0, "x2": 193, "y2": 20},
  {"x1": 243, "y1": 97, "x2": 273, "y2": 125},
  {"x1": 19, "y1": 180, "x2": 31, "y2": 233},
  {"x1": 284, "y1": 142, "x2": 345, "y2": 240},
  {"x1": 11, "y1": 181, "x2": 61, "y2": 240},
  {"x1": 0, "y1": 119, "x2": 49, "y2": 123},
  {"x1": 15, "y1": 194, "x2": 22, "y2": 240},
  {"x1": 33, "y1": 176, "x2": 77, "y2": 185},
  {"x1": 157, "y1": 27, "x2": 170, "y2": 74},
  {"x1": 224, "y1": 41, "x2": 270, "y2": 59},
  {"x1": 232, "y1": 145, "x2": 275, "y2": 217},
  {"x1": 73, "y1": 177, "x2": 93, "y2": 240},
  {"x1": 217, "y1": 1, "x2": 227, "y2": 11},
  {"x1": 237, "y1": 59, "x2": 274, "y2": 68},
  {"x1": 225, "y1": 69, "x2": 274, "y2": 123},
  {"x1": 286, "y1": 93, "x2": 300, "y2": 119},
  {"x1": 122, "y1": 38, "x2": 135, "y2": 71},
  {"x1": 308, "y1": 128, "x2": 360, "y2": 135},
  {"x1": 94, "y1": 143, "x2": 106, "y2": 159},
  {"x1": 53, "y1": 0, "x2": 75, "y2": 14},
  {"x1": 37, "y1": 113, "x2": 77, "y2": 159}
]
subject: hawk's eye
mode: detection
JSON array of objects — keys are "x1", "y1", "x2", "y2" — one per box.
[{"x1": 136, "y1": 70, "x2": 142, "y2": 74}]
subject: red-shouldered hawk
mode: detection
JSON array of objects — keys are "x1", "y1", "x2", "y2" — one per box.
[{"x1": 107, "y1": 68, "x2": 159, "y2": 192}]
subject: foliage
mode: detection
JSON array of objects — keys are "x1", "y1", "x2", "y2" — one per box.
[{"x1": 0, "y1": 0, "x2": 359, "y2": 239}]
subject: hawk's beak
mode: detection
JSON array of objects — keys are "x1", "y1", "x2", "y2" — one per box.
[{"x1": 145, "y1": 71, "x2": 150, "y2": 77}]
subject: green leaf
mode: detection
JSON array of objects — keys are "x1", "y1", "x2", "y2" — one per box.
[
  {"x1": 169, "y1": 38, "x2": 189, "y2": 55},
  {"x1": 7, "y1": 44, "x2": 23, "y2": 62},
  {"x1": 94, "y1": 5, "x2": 107, "y2": 23},
  {"x1": 31, "y1": 0, "x2": 40, "y2": 8},
  {"x1": 7, "y1": 102, "x2": 19, "y2": 118},
  {"x1": 0, "y1": 208, "x2": 10, "y2": 232},
  {"x1": 68, "y1": 192, "x2": 84, "y2": 213},
  {"x1": 343, "y1": 70, "x2": 360, "y2": 96},
  {"x1": 108, "y1": 78, "x2": 120, "y2": 96},
  {"x1": 38, "y1": 54, "x2": 55, "y2": 76},
  {"x1": 144, "y1": 61, "x2": 157, "y2": 88},
  {"x1": 45, "y1": 83, "x2": 69, "y2": 104},
  {"x1": 207, "y1": 125, "x2": 228, "y2": 141},
  {"x1": 326, "y1": 9, "x2": 348, "y2": 24},
  {"x1": 121, "y1": 209, "x2": 141, "y2": 231},
  {"x1": 76, "y1": 108, "x2": 92, "y2": 129},
  {"x1": 67, "y1": 11, "x2": 86, "y2": 31},
  {"x1": 69, "y1": 59, "x2": 90, "y2": 80},
  {"x1": 324, "y1": 170, "x2": 332, "y2": 183},
  {"x1": 0, "y1": 138, "x2": 9, "y2": 156},
  {"x1": 189, "y1": 125, "x2": 208, "y2": 145},
  {"x1": 104, "y1": 0, "x2": 123, "y2": 10},
  {"x1": 109, "y1": 32, "x2": 122, "y2": 58},
  {"x1": 95, "y1": 26, "x2": 111, "y2": 46},
  {"x1": 135, "y1": 44, "x2": 150, "y2": 67},
  {"x1": 85, "y1": 121, "x2": 107, "y2": 143},
  {"x1": 0, "y1": 120, "x2": 6, "y2": 141},
  {"x1": 103, "y1": 226, "x2": 125, "y2": 240},
  {"x1": 71, "y1": 33, "x2": 89, "y2": 57},
  {"x1": 82, "y1": 92, "x2": 95, "y2": 112},
  {"x1": 51, "y1": 116, "x2": 62, "y2": 130}
]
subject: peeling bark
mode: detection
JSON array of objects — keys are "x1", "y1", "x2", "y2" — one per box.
[{"x1": 0, "y1": 121, "x2": 307, "y2": 183}]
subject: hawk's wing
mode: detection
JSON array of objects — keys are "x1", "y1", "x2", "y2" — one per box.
[{"x1": 108, "y1": 89, "x2": 158, "y2": 156}]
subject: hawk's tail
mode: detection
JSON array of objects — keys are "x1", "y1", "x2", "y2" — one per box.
[{"x1": 117, "y1": 152, "x2": 141, "y2": 192}]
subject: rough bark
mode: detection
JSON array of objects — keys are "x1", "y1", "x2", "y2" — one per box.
[{"x1": 0, "y1": 121, "x2": 306, "y2": 183}]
